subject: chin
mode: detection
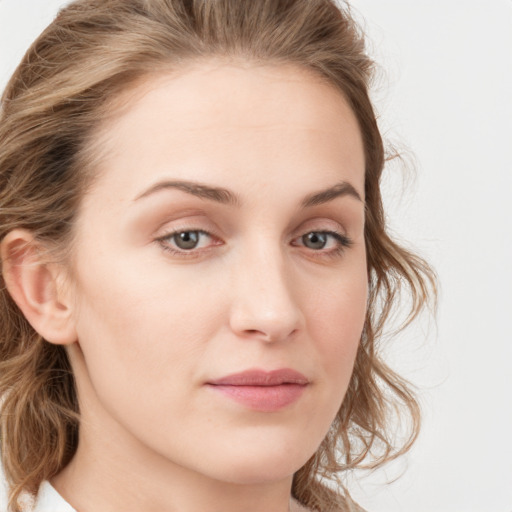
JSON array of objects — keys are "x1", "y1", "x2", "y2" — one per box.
[
  {"x1": 199, "y1": 438, "x2": 315, "y2": 486},
  {"x1": 217, "y1": 460, "x2": 303, "y2": 486}
]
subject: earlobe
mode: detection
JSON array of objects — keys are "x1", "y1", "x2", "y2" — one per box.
[{"x1": 0, "y1": 230, "x2": 77, "y2": 345}]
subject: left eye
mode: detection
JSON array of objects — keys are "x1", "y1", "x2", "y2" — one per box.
[
  {"x1": 293, "y1": 231, "x2": 349, "y2": 251},
  {"x1": 162, "y1": 230, "x2": 213, "y2": 251},
  {"x1": 302, "y1": 232, "x2": 330, "y2": 250}
]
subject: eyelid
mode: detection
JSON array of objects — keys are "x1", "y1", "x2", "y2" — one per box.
[
  {"x1": 150, "y1": 210, "x2": 213, "y2": 234},
  {"x1": 293, "y1": 217, "x2": 348, "y2": 238}
]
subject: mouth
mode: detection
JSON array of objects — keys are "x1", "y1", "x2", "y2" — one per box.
[{"x1": 206, "y1": 368, "x2": 309, "y2": 412}]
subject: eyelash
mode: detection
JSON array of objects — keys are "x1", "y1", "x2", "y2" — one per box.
[{"x1": 155, "y1": 228, "x2": 353, "y2": 259}]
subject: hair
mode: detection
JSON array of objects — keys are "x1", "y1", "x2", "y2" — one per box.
[{"x1": 0, "y1": 1, "x2": 436, "y2": 511}]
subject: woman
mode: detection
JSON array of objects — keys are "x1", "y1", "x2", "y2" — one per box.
[{"x1": 0, "y1": 1, "x2": 435, "y2": 511}]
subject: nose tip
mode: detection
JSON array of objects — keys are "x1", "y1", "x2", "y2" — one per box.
[
  {"x1": 231, "y1": 310, "x2": 300, "y2": 343},
  {"x1": 230, "y1": 309, "x2": 301, "y2": 343},
  {"x1": 228, "y1": 260, "x2": 303, "y2": 343}
]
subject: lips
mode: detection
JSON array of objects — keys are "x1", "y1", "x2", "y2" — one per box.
[{"x1": 206, "y1": 369, "x2": 309, "y2": 412}]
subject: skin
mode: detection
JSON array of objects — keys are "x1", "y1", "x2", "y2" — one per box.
[{"x1": 43, "y1": 61, "x2": 369, "y2": 512}]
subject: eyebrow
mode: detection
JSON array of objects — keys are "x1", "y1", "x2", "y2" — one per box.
[
  {"x1": 301, "y1": 181, "x2": 363, "y2": 207},
  {"x1": 134, "y1": 180, "x2": 240, "y2": 206},
  {"x1": 134, "y1": 179, "x2": 362, "y2": 207}
]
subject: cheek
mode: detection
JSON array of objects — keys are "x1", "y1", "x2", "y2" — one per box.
[
  {"x1": 306, "y1": 263, "x2": 368, "y2": 386},
  {"x1": 69, "y1": 243, "x2": 242, "y2": 409},
  {"x1": 68, "y1": 266, "x2": 223, "y2": 460},
  {"x1": 285, "y1": 259, "x2": 367, "y2": 451},
  {"x1": 70, "y1": 257, "x2": 212, "y2": 398}
]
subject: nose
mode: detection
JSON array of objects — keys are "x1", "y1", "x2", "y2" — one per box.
[{"x1": 228, "y1": 245, "x2": 303, "y2": 343}]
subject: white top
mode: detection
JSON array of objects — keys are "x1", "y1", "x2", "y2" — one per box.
[
  {"x1": 30, "y1": 482, "x2": 76, "y2": 512},
  {"x1": 0, "y1": 479, "x2": 75, "y2": 512},
  {"x1": 0, "y1": 478, "x2": 310, "y2": 512}
]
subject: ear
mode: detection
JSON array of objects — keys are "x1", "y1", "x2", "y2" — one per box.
[{"x1": 0, "y1": 229, "x2": 77, "y2": 345}]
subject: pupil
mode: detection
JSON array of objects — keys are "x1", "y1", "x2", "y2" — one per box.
[
  {"x1": 175, "y1": 231, "x2": 199, "y2": 250},
  {"x1": 304, "y1": 232, "x2": 327, "y2": 250}
]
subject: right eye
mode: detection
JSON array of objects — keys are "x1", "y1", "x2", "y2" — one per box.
[
  {"x1": 171, "y1": 231, "x2": 205, "y2": 250},
  {"x1": 157, "y1": 229, "x2": 220, "y2": 255}
]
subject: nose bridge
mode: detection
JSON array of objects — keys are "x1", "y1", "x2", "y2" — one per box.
[{"x1": 229, "y1": 237, "x2": 302, "y2": 342}]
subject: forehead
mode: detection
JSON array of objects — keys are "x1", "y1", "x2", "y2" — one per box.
[
  {"x1": 86, "y1": 60, "x2": 365, "y2": 203},
  {"x1": 106, "y1": 59, "x2": 358, "y2": 127}
]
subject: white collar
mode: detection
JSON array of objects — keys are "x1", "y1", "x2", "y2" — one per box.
[
  {"x1": 25, "y1": 480, "x2": 309, "y2": 512},
  {"x1": 32, "y1": 481, "x2": 76, "y2": 512}
]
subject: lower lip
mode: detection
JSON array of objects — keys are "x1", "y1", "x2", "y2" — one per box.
[{"x1": 207, "y1": 384, "x2": 307, "y2": 412}]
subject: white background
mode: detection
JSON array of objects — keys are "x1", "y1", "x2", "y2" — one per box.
[{"x1": 1, "y1": 1, "x2": 511, "y2": 511}]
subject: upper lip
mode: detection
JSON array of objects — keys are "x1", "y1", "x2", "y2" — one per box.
[{"x1": 207, "y1": 368, "x2": 309, "y2": 386}]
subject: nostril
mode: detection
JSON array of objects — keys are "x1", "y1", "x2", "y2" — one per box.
[{"x1": 245, "y1": 329, "x2": 263, "y2": 336}]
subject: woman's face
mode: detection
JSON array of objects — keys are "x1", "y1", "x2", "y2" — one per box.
[{"x1": 66, "y1": 61, "x2": 367, "y2": 485}]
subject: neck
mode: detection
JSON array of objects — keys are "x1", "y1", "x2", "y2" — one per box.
[{"x1": 52, "y1": 413, "x2": 295, "y2": 512}]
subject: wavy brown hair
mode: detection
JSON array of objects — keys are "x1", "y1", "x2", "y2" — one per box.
[{"x1": 0, "y1": 1, "x2": 435, "y2": 511}]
